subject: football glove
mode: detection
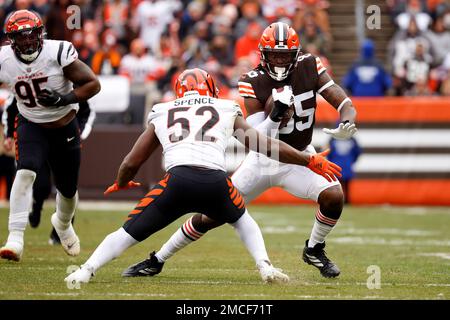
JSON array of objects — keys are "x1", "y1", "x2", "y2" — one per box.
[
  {"x1": 269, "y1": 86, "x2": 294, "y2": 122},
  {"x1": 323, "y1": 121, "x2": 357, "y2": 140},
  {"x1": 37, "y1": 89, "x2": 76, "y2": 107},
  {"x1": 307, "y1": 149, "x2": 342, "y2": 182},
  {"x1": 104, "y1": 181, "x2": 141, "y2": 195}
]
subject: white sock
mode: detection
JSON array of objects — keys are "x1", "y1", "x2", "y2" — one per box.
[
  {"x1": 230, "y1": 210, "x2": 269, "y2": 264},
  {"x1": 308, "y1": 209, "x2": 338, "y2": 248},
  {"x1": 7, "y1": 169, "x2": 36, "y2": 245},
  {"x1": 156, "y1": 216, "x2": 204, "y2": 262},
  {"x1": 84, "y1": 228, "x2": 138, "y2": 272},
  {"x1": 55, "y1": 191, "x2": 78, "y2": 228}
]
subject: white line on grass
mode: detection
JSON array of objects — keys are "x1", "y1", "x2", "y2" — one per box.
[
  {"x1": 417, "y1": 253, "x2": 450, "y2": 260},
  {"x1": 329, "y1": 237, "x2": 450, "y2": 246}
]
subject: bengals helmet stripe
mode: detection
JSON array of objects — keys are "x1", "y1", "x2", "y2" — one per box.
[
  {"x1": 174, "y1": 68, "x2": 219, "y2": 98},
  {"x1": 4, "y1": 10, "x2": 45, "y2": 63}
]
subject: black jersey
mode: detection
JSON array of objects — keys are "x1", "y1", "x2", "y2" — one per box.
[{"x1": 238, "y1": 53, "x2": 327, "y2": 151}]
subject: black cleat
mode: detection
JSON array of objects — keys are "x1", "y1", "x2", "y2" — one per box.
[
  {"x1": 302, "y1": 240, "x2": 340, "y2": 278},
  {"x1": 48, "y1": 227, "x2": 61, "y2": 245},
  {"x1": 28, "y1": 210, "x2": 41, "y2": 228},
  {"x1": 122, "y1": 251, "x2": 164, "y2": 277}
]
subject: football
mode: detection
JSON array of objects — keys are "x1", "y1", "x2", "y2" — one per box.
[{"x1": 264, "y1": 87, "x2": 295, "y2": 128}]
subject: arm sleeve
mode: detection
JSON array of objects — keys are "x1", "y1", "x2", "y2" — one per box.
[
  {"x1": 3, "y1": 95, "x2": 18, "y2": 138},
  {"x1": 77, "y1": 100, "x2": 96, "y2": 140}
]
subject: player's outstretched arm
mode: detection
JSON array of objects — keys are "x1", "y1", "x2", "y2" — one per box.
[
  {"x1": 318, "y1": 72, "x2": 358, "y2": 140},
  {"x1": 233, "y1": 116, "x2": 342, "y2": 182},
  {"x1": 116, "y1": 124, "x2": 161, "y2": 188}
]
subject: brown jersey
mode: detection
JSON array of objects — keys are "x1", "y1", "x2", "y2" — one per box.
[{"x1": 238, "y1": 53, "x2": 327, "y2": 151}]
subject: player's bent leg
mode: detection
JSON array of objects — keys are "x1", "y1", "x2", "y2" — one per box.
[
  {"x1": 303, "y1": 185, "x2": 344, "y2": 278},
  {"x1": 29, "y1": 164, "x2": 52, "y2": 228},
  {"x1": 0, "y1": 169, "x2": 37, "y2": 262},
  {"x1": 122, "y1": 213, "x2": 224, "y2": 277},
  {"x1": 51, "y1": 191, "x2": 80, "y2": 256},
  {"x1": 65, "y1": 228, "x2": 138, "y2": 284},
  {"x1": 277, "y1": 157, "x2": 343, "y2": 278},
  {"x1": 230, "y1": 211, "x2": 289, "y2": 283}
]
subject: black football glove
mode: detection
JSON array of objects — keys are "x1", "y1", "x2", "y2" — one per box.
[
  {"x1": 37, "y1": 89, "x2": 76, "y2": 107},
  {"x1": 269, "y1": 86, "x2": 294, "y2": 122}
]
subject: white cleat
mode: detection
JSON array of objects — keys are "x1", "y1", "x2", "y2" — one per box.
[
  {"x1": 0, "y1": 241, "x2": 23, "y2": 262},
  {"x1": 64, "y1": 265, "x2": 94, "y2": 285},
  {"x1": 51, "y1": 213, "x2": 80, "y2": 256},
  {"x1": 257, "y1": 260, "x2": 290, "y2": 284}
]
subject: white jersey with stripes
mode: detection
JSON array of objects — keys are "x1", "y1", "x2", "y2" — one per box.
[
  {"x1": 0, "y1": 40, "x2": 79, "y2": 123},
  {"x1": 147, "y1": 91, "x2": 242, "y2": 172}
]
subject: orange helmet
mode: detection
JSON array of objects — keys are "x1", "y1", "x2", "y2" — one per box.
[
  {"x1": 4, "y1": 10, "x2": 45, "y2": 62},
  {"x1": 259, "y1": 22, "x2": 301, "y2": 81},
  {"x1": 174, "y1": 68, "x2": 219, "y2": 98}
]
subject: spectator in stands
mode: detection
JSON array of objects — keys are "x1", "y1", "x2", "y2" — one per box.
[
  {"x1": 233, "y1": 0, "x2": 267, "y2": 41},
  {"x1": 343, "y1": 39, "x2": 392, "y2": 96},
  {"x1": 327, "y1": 133, "x2": 362, "y2": 204},
  {"x1": 234, "y1": 22, "x2": 262, "y2": 66},
  {"x1": 402, "y1": 42, "x2": 433, "y2": 94},
  {"x1": 91, "y1": 28, "x2": 122, "y2": 75},
  {"x1": 425, "y1": 12, "x2": 450, "y2": 64},
  {"x1": 133, "y1": 0, "x2": 181, "y2": 56},
  {"x1": 102, "y1": 0, "x2": 132, "y2": 51},
  {"x1": 293, "y1": 0, "x2": 331, "y2": 36},
  {"x1": 45, "y1": 0, "x2": 75, "y2": 41},
  {"x1": 298, "y1": 12, "x2": 330, "y2": 56},
  {"x1": 261, "y1": 0, "x2": 298, "y2": 22},
  {"x1": 395, "y1": 0, "x2": 432, "y2": 31},
  {"x1": 178, "y1": 0, "x2": 205, "y2": 41},
  {"x1": 72, "y1": 30, "x2": 95, "y2": 66},
  {"x1": 209, "y1": 34, "x2": 234, "y2": 67},
  {"x1": 119, "y1": 38, "x2": 165, "y2": 85},
  {"x1": 389, "y1": 16, "x2": 435, "y2": 94}
]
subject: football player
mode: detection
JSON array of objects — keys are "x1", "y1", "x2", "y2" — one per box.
[
  {"x1": 64, "y1": 68, "x2": 341, "y2": 285},
  {"x1": 3, "y1": 96, "x2": 96, "y2": 244},
  {"x1": 0, "y1": 10, "x2": 101, "y2": 261},
  {"x1": 124, "y1": 22, "x2": 357, "y2": 279}
]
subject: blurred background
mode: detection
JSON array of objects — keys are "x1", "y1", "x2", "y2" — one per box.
[{"x1": 0, "y1": 0, "x2": 450, "y2": 206}]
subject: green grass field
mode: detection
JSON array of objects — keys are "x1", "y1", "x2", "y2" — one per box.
[{"x1": 0, "y1": 203, "x2": 449, "y2": 300}]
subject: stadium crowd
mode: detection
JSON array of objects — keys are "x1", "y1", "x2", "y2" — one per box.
[{"x1": 0, "y1": 0, "x2": 449, "y2": 115}]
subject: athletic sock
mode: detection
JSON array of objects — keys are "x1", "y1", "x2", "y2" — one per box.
[
  {"x1": 84, "y1": 228, "x2": 138, "y2": 272},
  {"x1": 7, "y1": 169, "x2": 36, "y2": 245},
  {"x1": 308, "y1": 209, "x2": 338, "y2": 248},
  {"x1": 155, "y1": 216, "x2": 204, "y2": 263},
  {"x1": 55, "y1": 191, "x2": 78, "y2": 228},
  {"x1": 230, "y1": 210, "x2": 270, "y2": 264}
]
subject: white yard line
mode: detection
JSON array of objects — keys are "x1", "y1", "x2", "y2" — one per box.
[
  {"x1": 417, "y1": 253, "x2": 450, "y2": 260},
  {"x1": 329, "y1": 237, "x2": 450, "y2": 246}
]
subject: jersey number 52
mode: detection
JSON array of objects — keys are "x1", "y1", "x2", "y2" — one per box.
[{"x1": 167, "y1": 106, "x2": 219, "y2": 143}]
